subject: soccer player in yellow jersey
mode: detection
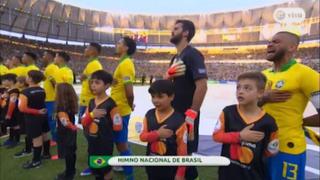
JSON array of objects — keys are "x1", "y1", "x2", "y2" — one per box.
[
  {"x1": 0, "y1": 55, "x2": 8, "y2": 76},
  {"x1": 42, "y1": 50, "x2": 59, "y2": 146},
  {"x1": 54, "y1": 52, "x2": 74, "y2": 85},
  {"x1": 22, "y1": 52, "x2": 39, "y2": 76},
  {"x1": 79, "y1": 43, "x2": 103, "y2": 122},
  {"x1": 8, "y1": 55, "x2": 25, "y2": 77},
  {"x1": 261, "y1": 31, "x2": 319, "y2": 180},
  {"x1": 111, "y1": 36, "x2": 136, "y2": 180},
  {"x1": 14, "y1": 52, "x2": 40, "y2": 159},
  {"x1": 79, "y1": 43, "x2": 102, "y2": 177}
]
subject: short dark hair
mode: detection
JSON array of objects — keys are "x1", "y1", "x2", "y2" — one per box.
[
  {"x1": 123, "y1": 36, "x2": 136, "y2": 56},
  {"x1": 148, "y1": 80, "x2": 175, "y2": 96},
  {"x1": 89, "y1": 42, "x2": 102, "y2": 54},
  {"x1": 24, "y1": 52, "x2": 37, "y2": 61},
  {"x1": 56, "y1": 51, "x2": 70, "y2": 62},
  {"x1": 91, "y1": 70, "x2": 113, "y2": 85},
  {"x1": 276, "y1": 31, "x2": 300, "y2": 45},
  {"x1": 175, "y1": 19, "x2": 196, "y2": 42},
  {"x1": 44, "y1": 50, "x2": 55, "y2": 57},
  {"x1": 237, "y1": 72, "x2": 267, "y2": 90},
  {"x1": 13, "y1": 55, "x2": 22, "y2": 63},
  {"x1": 1, "y1": 73, "x2": 17, "y2": 84},
  {"x1": 28, "y1": 70, "x2": 44, "y2": 84}
]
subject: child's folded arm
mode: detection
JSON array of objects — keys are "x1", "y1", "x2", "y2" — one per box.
[
  {"x1": 212, "y1": 112, "x2": 241, "y2": 144},
  {"x1": 81, "y1": 108, "x2": 94, "y2": 127},
  {"x1": 18, "y1": 94, "x2": 41, "y2": 115},
  {"x1": 57, "y1": 112, "x2": 77, "y2": 131},
  {"x1": 213, "y1": 131, "x2": 241, "y2": 144},
  {"x1": 139, "y1": 117, "x2": 159, "y2": 142},
  {"x1": 6, "y1": 93, "x2": 18, "y2": 119},
  {"x1": 140, "y1": 131, "x2": 159, "y2": 142},
  {"x1": 176, "y1": 123, "x2": 188, "y2": 178}
]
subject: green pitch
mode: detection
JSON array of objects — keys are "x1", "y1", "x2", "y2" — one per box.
[{"x1": 0, "y1": 132, "x2": 218, "y2": 180}]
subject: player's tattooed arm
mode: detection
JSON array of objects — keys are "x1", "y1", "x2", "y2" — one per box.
[
  {"x1": 80, "y1": 74, "x2": 87, "y2": 81},
  {"x1": 303, "y1": 91, "x2": 320, "y2": 127},
  {"x1": 191, "y1": 78, "x2": 207, "y2": 112},
  {"x1": 258, "y1": 82, "x2": 292, "y2": 106},
  {"x1": 49, "y1": 76, "x2": 56, "y2": 87},
  {"x1": 303, "y1": 114, "x2": 320, "y2": 127},
  {"x1": 124, "y1": 82, "x2": 134, "y2": 111}
]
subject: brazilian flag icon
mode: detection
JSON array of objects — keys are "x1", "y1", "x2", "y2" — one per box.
[{"x1": 89, "y1": 156, "x2": 112, "y2": 168}]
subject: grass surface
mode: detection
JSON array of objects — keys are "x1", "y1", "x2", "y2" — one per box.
[{"x1": 0, "y1": 132, "x2": 217, "y2": 180}]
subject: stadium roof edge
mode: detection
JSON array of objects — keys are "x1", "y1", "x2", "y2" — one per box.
[
  {"x1": 1, "y1": 30, "x2": 319, "y2": 51},
  {"x1": 54, "y1": 0, "x2": 290, "y2": 16}
]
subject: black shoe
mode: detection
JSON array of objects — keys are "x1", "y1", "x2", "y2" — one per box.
[
  {"x1": 6, "y1": 141, "x2": 19, "y2": 149},
  {"x1": 55, "y1": 171, "x2": 65, "y2": 180},
  {"x1": 55, "y1": 171, "x2": 75, "y2": 180},
  {"x1": 2, "y1": 139, "x2": 13, "y2": 146},
  {"x1": 42, "y1": 154, "x2": 51, "y2": 160},
  {"x1": 14, "y1": 149, "x2": 32, "y2": 158},
  {"x1": 22, "y1": 160, "x2": 41, "y2": 169}
]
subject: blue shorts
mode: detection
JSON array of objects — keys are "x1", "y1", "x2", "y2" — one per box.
[
  {"x1": 45, "y1": 101, "x2": 55, "y2": 118},
  {"x1": 113, "y1": 115, "x2": 130, "y2": 143},
  {"x1": 78, "y1": 106, "x2": 87, "y2": 124},
  {"x1": 45, "y1": 101, "x2": 57, "y2": 141},
  {"x1": 267, "y1": 151, "x2": 306, "y2": 180}
]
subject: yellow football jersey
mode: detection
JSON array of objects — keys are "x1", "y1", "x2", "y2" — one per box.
[
  {"x1": 43, "y1": 63, "x2": 59, "y2": 101},
  {"x1": 111, "y1": 55, "x2": 135, "y2": 116},
  {"x1": 55, "y1": 65, "x2": 74, "y2": 85},
  {"x1": 7, "y1": 65, "x2": 26, "y2": 77},
  {"x1": 79, "y1": 58, "x2": 102, "y2": 106},
  {"x1": 24, "y1": 64, "x2": 39, "y2": 76},
  {"x1": 0, "y1": 64, "x2": 8, "y2": 76},
  {"x1": 263, "y1": 59, "x2": 320, "y2": 154}
]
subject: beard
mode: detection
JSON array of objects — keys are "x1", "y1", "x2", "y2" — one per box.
[
  {"x1": 114, "y1": 49, "x2": 119, "y2": 56},
  {"x1": 266, "y1": 48, "x2": 286, "y2": 62},
  {"x1": 170, "y1": 33, "x2": 183, "y2": 45}
]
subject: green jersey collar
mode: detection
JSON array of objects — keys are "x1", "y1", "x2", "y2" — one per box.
[
  {"x1": 48, "y1": 62, "x2": 56, "y2": 67},
  {"x1": 271, "y1": 59, "x2": 297, "y2": 72},
  {"x1": 59, "y1": 64, "x2": 68, "y2": 68},
  {"x1": 28, "y1": 64, "x2": 37, "y2": 68},
  {"x1": 119, "y1": 55, "x2": 130, "y2": 64},
  {"x1": 88, "y1": 57, "x2": 99, "y2": 62}
]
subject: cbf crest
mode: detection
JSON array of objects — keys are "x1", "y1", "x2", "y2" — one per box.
[{"x1": 275, "y1": 80, "x2": 285, "y2": 89}]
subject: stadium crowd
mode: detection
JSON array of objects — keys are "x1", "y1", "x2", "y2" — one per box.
[
  {"x1": 0, "y1": 36, "x2": 319, "y2": 82},
  {"x1": 0, "y1": 18, "x2": 319, "y2": 180}
]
